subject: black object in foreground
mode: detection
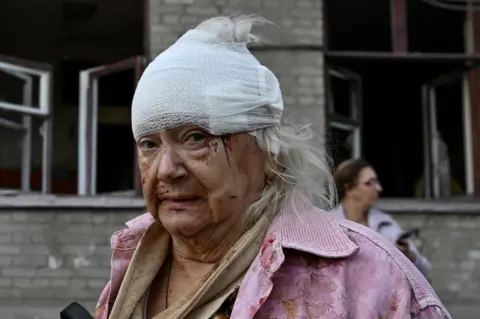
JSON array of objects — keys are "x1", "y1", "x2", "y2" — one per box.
[{"x1": 60, "y1": 302, "x2": 94, "y2": 319}]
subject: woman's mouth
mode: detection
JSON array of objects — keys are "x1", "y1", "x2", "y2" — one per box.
[{"x1": 161, "y1": 196, "x2": 201, "y2": 209}]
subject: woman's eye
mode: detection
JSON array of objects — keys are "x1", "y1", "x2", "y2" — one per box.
[
  {"x1": 139, "y1": 140, "x2": 156, "y2": 150},
  {"x1": 186, "y1": 133, "x2": 207, "y2": 143}
]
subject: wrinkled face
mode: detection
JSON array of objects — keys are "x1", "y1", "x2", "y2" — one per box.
[
  {"x1": 137, "y1": 125, "x2": 266, "y2": 238},
  {"x1": 346, "y1": 166, "x2": 383, "y2": 209}
]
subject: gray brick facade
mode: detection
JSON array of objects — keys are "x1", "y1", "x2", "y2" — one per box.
[
  {"x1": 147, "y1": 0, "x2": 326, "y2": 146},
  {"x1": 0, "y1": 201, "x2": 479, "y2": 318},
  {"x1": 0, "y1": 207, "x2": 138, "y2": 318}
]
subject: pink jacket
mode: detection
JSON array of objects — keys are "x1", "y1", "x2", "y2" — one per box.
[{"x1": 95, "y1": 199, "x2": 450, "y2": 319}]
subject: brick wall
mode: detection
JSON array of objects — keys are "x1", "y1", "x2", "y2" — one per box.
[
  {"x1": 393, "y1": 213, "x2": 480, "y2": 318},
  {"x1": 0, "y1": 206, "x2": 139, "y2": 318},
  {"x1": 0, "y1": 198, "x2": 479, "y2": 318},
  {"x1": 147, "y1": 0, "x2": 326, "y2": 146}
]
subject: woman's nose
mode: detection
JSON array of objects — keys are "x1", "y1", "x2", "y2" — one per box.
[{"x1": 156, "y1": 147, "x2": 187, "y2": 182}]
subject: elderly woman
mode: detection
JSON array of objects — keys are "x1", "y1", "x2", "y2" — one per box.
[
  {"x1": 331, "y1": 158, "x2": 432, "y2": 279},
  {"x1": 95, "y1": 16, "x2": 449, "y2": 319}
]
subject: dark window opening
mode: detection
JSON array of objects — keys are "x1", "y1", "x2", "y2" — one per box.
[
  {"x1": 327, "y1": 58, "x2": 466, "y2": 197},
  {"x1": 329, "y1": 76, "x2": 352, "y2": 118},
  {"x1": 0, "y1": 0, "x2": 144, "y2": 194},
  {"x1": 325, "y1": 0, "x2": 465, "y2": 53},
  {"x1": 96, "y1": 124, "x2": 135, "y2": 193},
  {"x1": 61, "y1": 60, "x2": 136, "y2": 108},
  {"x1": 407, "y1": 0, "x2": 465, "y2": 53},
  {"x1": 325, "y1": 1, "x2": 468, "y2": 198},
  {"x1": 66, "y1": 63, "x2": 137, "y2": 194},
  {"x1": 325, "y1": 0, "x2": 391, "y2": 51},
  {"x1": 61, "y1": 60, "x2": 137, "y2": 193}
]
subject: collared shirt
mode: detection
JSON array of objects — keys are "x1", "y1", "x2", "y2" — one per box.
[
  {"x1": 331, "y1": 204, "x2": 432, "y2": 278},
  {"x1": 95, "y1": 196, "x2": 449, "y2": 319}
]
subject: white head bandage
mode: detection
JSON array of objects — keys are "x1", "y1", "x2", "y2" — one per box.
[{"x1": 131, "y1": 28, "x2": 283, "y2": 141}]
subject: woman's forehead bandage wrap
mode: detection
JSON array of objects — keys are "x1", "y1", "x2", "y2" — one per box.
[{"x1": 131, "y1": 29, "x2": 284, "y2": 141}]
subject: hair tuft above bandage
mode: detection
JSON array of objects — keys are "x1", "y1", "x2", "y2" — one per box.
[{"x1": 131, "y1": 21, "x2": 283, "y2": 141}]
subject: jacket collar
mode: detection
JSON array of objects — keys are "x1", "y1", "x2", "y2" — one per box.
[
  {"x1": 271, "y1": 195, "x2": 358, "y2": 258},
  {"x1": 331, "y1": 203, "x2": 393, "y2": 234},
  {"x1": 110, "y1": 213, "x2": 154, "y2": 250}
]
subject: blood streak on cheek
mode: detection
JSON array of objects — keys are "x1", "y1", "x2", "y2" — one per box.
[
  {"x1": 204, "y1": 136, "x2": 219, "y2": 152},
  {"x1": 222, "y1": 134, "x2": 233, "y2": 152},
  {"x1": 221, "y1": 135, "x2": 233, "y2": 167}
]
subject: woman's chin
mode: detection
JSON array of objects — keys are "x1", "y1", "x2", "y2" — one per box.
[{"x1": 157, "y1": 210, "x2": 207, "y2": 237}]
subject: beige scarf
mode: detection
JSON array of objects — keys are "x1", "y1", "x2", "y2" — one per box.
[{"x1": 108, "y1": 211, "x2": 272, "y2": 319}]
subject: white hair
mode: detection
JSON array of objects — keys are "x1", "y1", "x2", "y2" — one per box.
[{"x1": 196, "y1": 15, "x2": 336, "y2": 219}]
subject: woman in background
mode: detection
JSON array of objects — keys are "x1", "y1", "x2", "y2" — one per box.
[{"x1": 332, "y1": 158, "x2": 432, "y2": 279}]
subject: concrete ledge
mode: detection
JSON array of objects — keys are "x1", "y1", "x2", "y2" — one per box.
[
  {"x1": 2, "y1": 194, "x2": 480, "y2": 214},
  {"x1": 376, "y1": 198, "x2": 480, "y2": 214},
  {"x1": 0, "y1": 194, "x2": 146, "y2": 210}
]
